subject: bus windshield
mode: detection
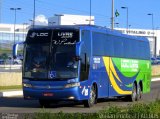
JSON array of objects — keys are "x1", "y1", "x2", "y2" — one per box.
[
  {"x1": 50, "y1": 45, "x2": 78, "y2": 79},
  {"x1": 23, "y1": 43, "x2": 50, "y2": 79},
  {"x1": 23, "y1": 29, "x2": 79, "y2": 80}
]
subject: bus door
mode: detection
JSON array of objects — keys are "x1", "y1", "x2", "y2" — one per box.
[
  {"x1": 103, "y1": 57, "x2": 119, "y2": 97},
  {"x1": 92, "y1": 57, "x2": 109, "y2": 98}
]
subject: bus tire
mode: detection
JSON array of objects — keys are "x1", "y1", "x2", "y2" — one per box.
[
  {"x1": 39, "y1": 100, "x2": 51, "y2": 108},
  {"x1": 83, "y1": 85, "x2": 97, "y2": 108},
  {"x1": 137, "y1": 84, "x2": 142, "y2": 101},
  {"x1": 125, "y1": 83, "x2": 137, "y2": 102},
  {"x1": 130, "y1": 83, "x2": 137, "y2": 101}
]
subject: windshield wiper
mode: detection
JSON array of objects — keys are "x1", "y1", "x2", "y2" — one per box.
[{"x1": 52, "y1": 77, "x2": 77, "y2": 80}]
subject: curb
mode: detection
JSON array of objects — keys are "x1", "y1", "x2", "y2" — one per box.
[
  {"x1": 151, "y1": 78, "x2": 160, "y2": 82},
  {"x1": 0, "y1": 90, "x2": 23, "y2": 97}
]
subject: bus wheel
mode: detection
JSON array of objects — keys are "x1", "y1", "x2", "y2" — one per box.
[
  {"x1": 39, "y1": 100, "x2": 51, "y2": 108},
  {"x1": 137, "y1": 84, "x2": 142, "y2": 101},
  {"x1": 83, "y1": 85, "x2": 97, "y2": 108},
  {"x1": 130, "y1": 83, "x2": 137, "y2": 101},
  {"x1": 125, "y1": 83, "x2": 137, "y2": 102}
]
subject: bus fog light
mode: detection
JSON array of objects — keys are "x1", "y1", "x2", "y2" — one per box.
[
  {"x1": 65, "y1": 82, "x2": 80, "y2": 88},
  {"x1": 23, "y1": 83, "x2": 32, "y2": 88},
  {"x1": 68, "y1": 96, "x2": 75, "y2": 99}
]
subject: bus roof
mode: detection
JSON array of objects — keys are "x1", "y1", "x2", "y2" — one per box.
[{"x1": 29, "y1": 25, "x2": 149, "y2": 42}]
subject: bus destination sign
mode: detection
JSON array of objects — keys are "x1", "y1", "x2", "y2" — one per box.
[{"x1": 52, "y1": 30, "x2": 79, "y2": 45}]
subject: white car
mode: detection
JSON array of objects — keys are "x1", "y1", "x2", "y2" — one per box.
[{"x1": 6, "y1": 58, "x2": 22, "y2": 65}]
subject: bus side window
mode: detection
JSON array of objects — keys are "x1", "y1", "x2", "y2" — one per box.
[{"x1": 80, "y1": 53, "x2": 89, "y2": 81}]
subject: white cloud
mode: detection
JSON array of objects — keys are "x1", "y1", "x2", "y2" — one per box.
[{"x1": 35, "y1": 14, "x2": 48, "y2": 25}]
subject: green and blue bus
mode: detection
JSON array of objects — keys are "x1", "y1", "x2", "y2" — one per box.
[{"x1": 13, "y1": 25, "x2": 151, "y2": 107}]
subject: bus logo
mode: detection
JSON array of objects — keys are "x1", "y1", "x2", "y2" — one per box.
[
  {"x1": 30, "y1": 32, "x2": 36, "y2": 38},
  {"x1": 30, "y1": 32, "x2": 49, "y2": 38},
  {"x1": 49, "y1": 71, "x2": 56, "y2": 78},
  {"x1": 58, "y1": 32, "x2": 73, "y2": 38}
]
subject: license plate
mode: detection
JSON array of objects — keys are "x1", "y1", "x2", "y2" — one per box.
[{"x1": 43, "y1": 92, "x2": 54, "y2": 97}]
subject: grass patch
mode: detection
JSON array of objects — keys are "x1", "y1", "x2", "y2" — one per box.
[
  {"x1": 0, "y1": 49, "x2": 23, "y2": 55},
  {"x1": 23, "y1": 111, "x2": 99, "y2": 119},
  {"x1": 99, "y1": 100, "x2": 160, "y2": 119},
  {"x1": 21, "y1": 100, "x2": 160, "y2": 119},
  {"x1": 0, "y1": 85, "x2": 22, "y2": 91},
  {"x1": 0, "y1": 49, "x2": 12, "y2": 54}
]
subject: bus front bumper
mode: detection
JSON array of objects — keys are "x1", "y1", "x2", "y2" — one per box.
[{"x1": 23, "y1": 87, "x2": 86, "y2": 101}]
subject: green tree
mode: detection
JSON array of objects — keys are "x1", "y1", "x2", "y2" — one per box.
[{"x1": 0, "y1": 53, "x2": 8, "y2": 64}]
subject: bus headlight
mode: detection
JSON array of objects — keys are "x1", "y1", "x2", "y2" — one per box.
[
  {"x1": 23, "y1": 83, "x2": 32, "y2": 88},
  {"x1": 64, "y1": 82, "x2": 80, "y2": 88}
]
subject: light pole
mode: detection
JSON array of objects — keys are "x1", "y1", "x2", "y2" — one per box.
[
  {"x1": 23, "y1": 23, "x2": 28, "y2": 41},
  {"x1": 121, "y1": 7, "x2": 128, "y2": 31},
  {"x1": 10, "y1": 8, "x2": 21, "y2": 45},
  {"x1": 147, "y1": 13, "x2": 154, "y2": 31},
  {"x1": 29, "y1": 19, "x2": 34, "y2": 26},
  {"x1": 111, "y1": 0, "x2": 114, "y2": 30},
  {"x1": 148, "y1": 13, "x2": 156, "y2": 56},
  {"x1": 86, "y1": 19, "x2": 94, "y2": 25},
  {"x1": 33, "y1": 0, "x2": 36, "y2": 27},
  {"x1": 89, "y1": 0, "x2": 92, "y2": 25},
  {"x1": 0, "y1": 0, "x2": 2, "y2": 23},
  {"x1": 54, "y1": 14, "x2": 64, "y2": 25},
  {"x1": 115, "y1": 22, "x2": 119, "y2": 28}
]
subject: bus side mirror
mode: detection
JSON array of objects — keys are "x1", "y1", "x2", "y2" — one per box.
[
  {"x1": 76, "y1": 41, "x2": 83, "y2": 56},
  {"x1": 13, "y1": 44, "x2": 18, "y2": 59},
  {"x1": 12, "y1": 42, "x2": 24, "y2": 60}
]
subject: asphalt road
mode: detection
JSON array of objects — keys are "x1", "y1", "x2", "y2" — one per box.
[{"x1": 0, "y1": 81, "x2": 160, "y2": 114}]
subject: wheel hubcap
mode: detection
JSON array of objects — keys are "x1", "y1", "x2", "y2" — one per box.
[
  {"x1": 132, "y1": 86, "x2": 136, "y2": 100},
  {"x1": 90, "y1": 87, "x2": 96, "y2": 104}
]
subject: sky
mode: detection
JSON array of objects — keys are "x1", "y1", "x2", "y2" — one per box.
[{"x1": 0, "y1": 0, "x2": 160, "y2": 29}]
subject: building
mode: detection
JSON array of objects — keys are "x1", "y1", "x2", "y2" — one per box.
[
  {"x1": 115, "y1": 28, "x2": 159, "y2": 57},
  {"x1": 48, "y1": 14, "x2": 94, "y2": 25},
  {"x1": 0, "y1": 23, "x2": 28, "y2": 51}
]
